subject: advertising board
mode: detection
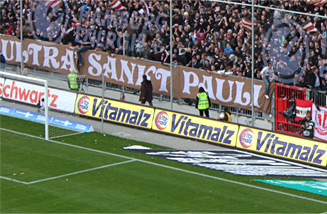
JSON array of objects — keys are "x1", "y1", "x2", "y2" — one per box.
[
  {"x1": 152, "y1": 109, "x2": 238, "y2": 146},
  {"x1": 0, "y1": 77, "x2": 4, "y2": 97},
  {"x1": 0, "y1": 79, "x2": 76, "y2": 113},
  {"x1": 237, "y1": 126, "x2": 327, "y2": 167},
  {"x1": 0, "y1": 105, "x2": 94, "y2": 133},
  {"x1": 74, "y1": 94, "x2": 154, "y2": 129}
]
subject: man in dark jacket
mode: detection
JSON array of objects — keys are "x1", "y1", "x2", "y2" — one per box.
[
  {"x1": 139, "y1": 75, "x2": 153, "y2": 106},
  {"x1": 0, "y1": 51, "x2": 6, "y2": 69},
  {"x1": 187, "y1": 56, "x2": 201, "y2": 68},
  {"x1": 305, "y1": 66, "x2": 321, "y2": 108},
  {"x1": 295, "y1": 76, "x2": 307, "y2": 88}
]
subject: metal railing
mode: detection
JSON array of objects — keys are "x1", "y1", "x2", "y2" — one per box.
[{"x1": 2, "y1": 63, "x2": 270, "y2": 124}]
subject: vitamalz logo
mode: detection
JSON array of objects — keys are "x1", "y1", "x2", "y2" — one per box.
[
  {"x1": 155, "y1": 111, "x2": 169, "y2": 130},
  {"x1": 256, "y1": 132, "x2": 326, "y2": 165},
  {"x1": 239, "y1": 128, "x2": 255, "y2": 148},
  {"x1": 77, "y1": 96, "x2": 90, "y2": 114},
  {"x1": 91, "y1": 98, "x2": 151, "y2": 127},
  {"x1": 170, "y1": 114, "x2": 235, "y2": 144}
]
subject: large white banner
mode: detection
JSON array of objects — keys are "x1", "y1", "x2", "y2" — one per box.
[
  {"x1": 312, "y1": 104, "x2": 327, "y2": 142},
  {"x1": 1, "y1": 79, "x2": 77, "y2": 113}
]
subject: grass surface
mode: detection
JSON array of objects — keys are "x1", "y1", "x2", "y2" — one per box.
[{"x1": 1, "y1": 115, "x2": 326, "y2": 213}]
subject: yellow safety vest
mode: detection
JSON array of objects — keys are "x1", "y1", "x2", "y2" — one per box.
[
  {"x1": 197, "y1": 92, "x2": 209, "y2": 110},
  {"x1": 68, "y1": 73, "x2": 79, "y2": 89}
]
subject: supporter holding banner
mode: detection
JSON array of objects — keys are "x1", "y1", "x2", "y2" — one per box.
[
  {"x1": 312, "y1": 104, "x2": 327, "y2": 142},
  {"x1": 295, "y1": 99, "x2": 313, "y2": 122}
]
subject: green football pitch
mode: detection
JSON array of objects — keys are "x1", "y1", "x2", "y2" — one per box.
[{"x1": 1, "y1": 115, "x2": 326, "y2": 213}]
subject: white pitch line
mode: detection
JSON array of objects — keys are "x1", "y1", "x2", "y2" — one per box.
[
  {"x1": 26, "y1": 160, "x2": 136, "y2": 185},
  {"x1": 0, "y1": 176, "x2": 29, "y2": 185},
  {"x1": 0, "y1": 128, "x2": 133, "y2": 161},
  {"x1": 135, "y1": 159, "x2": 327, "y2": 204},
  {"x1": 1, "y1": 128, "x2": 327, "y2": 205},
  {"x1": 236, "y1": 149, "x2": 327, "y2": 173}
]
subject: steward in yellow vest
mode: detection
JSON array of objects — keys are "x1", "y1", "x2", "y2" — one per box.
[
  {"x1": 67, "y1": 68, "x2": 79, "y2": 90},
  {"x1": 195, "y1": 87, "x2": 211, "y2": 117}
]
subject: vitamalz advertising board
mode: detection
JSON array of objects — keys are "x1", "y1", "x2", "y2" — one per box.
[
  {"x1": 74, "y1": 94, "x2": 154, "y2": 129},
  {"x1": 152, "y1": 109, "x2": 239, "y2": 146},
  {"x1": 237, "y1": 126, "x2": 327, "y2": 167}
]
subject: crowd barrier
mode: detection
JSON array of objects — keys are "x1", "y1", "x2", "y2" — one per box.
[
  {"x1": 275, "y1": 84, "x2": 327, "y2": 142},
  {"x1": 1, "y1": 75, "x2": 326, "y2": 167},
  {"x1": 275, "y1": 84, "x2": 306, "y2": 136}
]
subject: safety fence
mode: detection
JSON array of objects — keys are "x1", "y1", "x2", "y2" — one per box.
[
  {"x1": 4, "y1": 60, "x2": 327, "y2": 142},
  {"x1": 2, "y1": 62, "x2": 268, "y2": 121},
  {"x1": 275, "y1": 83, "x2": 326, "y2": 139},
  {"x1": 275, "y1": 84, "x2": 307, "y2": 136}
]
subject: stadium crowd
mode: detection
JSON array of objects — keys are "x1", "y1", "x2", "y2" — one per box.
[{"x1": 1, "y1": 0, "x2": 327, "y2": 94}]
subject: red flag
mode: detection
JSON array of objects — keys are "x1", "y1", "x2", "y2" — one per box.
[
  {"x1": 73, "y1": 22, "x2": 81, "y2": 28},
  {"x1": 302, "y1": 21, "x2": 319, "y2": 35},
  {"x1": 108, "y1": 0, "x2": 125, "y2": 10},
  {"x1": 45, "y1": 0, "x2": 62, "y2": 9},
  {"x1": 295, "y1": 99, "x2": 313, "y2": 121},
  {"x1": 241, "y1": 18, "x2": 257, "y2": 32},
  {"x1": 305, "y1": 0, "x2": 327, "y2": 6},
  {"x1": 45, "y1": 0, "x2": 63, "y2": 16}
]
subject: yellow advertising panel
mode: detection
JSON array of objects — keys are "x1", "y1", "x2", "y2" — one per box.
[
  {"x1": 152, "y1": 109, "x2": 238, "y2": 147},
  {"x1": 74, "y1": 94, "x2": 154, "y2": 129},
  {"x1": 237, "y1": 126, "x2": 327, "y2": 167}
]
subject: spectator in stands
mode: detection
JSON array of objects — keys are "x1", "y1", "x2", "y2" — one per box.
[
  {"x1": 305, "y1": 66, "x2": 322, "y2": 109},
  {"x1": 187, "y1": 56, "x2": 201, "y2": 68},
  {"x1": 135, "y1": 38, "x2": 145, "y2": 58},
  {"x1": 3, "y1": 0, "x2": 327, "y2": 102},
  {"x1": 322, "y1": 73, "x2": 327, "y2": 91},
  {"x1": 260, "y1": 62, "x2": 274, "y2": 99},
  {"x1": 195, "y1": 87, "x2": 211, "y2": 118},
  {"x1": 76, "y1": 42, "x2": 91, "y2": 71},
  {"x1": 295, "y1": 75, "x2": 307, "y2": 88},
  {"x1": 139, "y1": 74, "x2": 153, "y2": 106},
  {"x1": 143, "y1": 43, "x2": 151, "y2": 59},
  {"x1": 224, "y1": 43, "x2": 234, "y2": 55}
]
